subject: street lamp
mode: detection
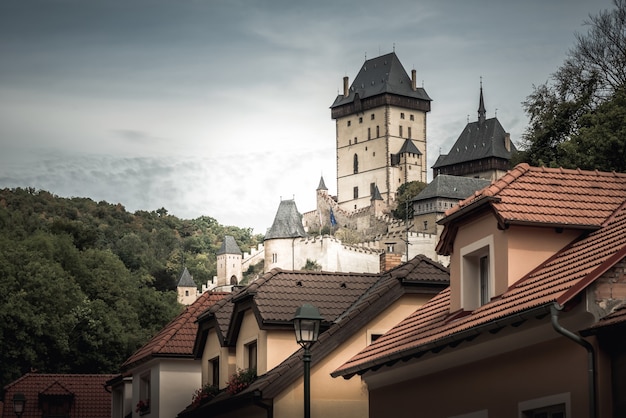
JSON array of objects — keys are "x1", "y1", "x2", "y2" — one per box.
[
  {"x1": 12, "y1": 393, "x2": 26, "y2": 417},
  {"x1": 293, "y1": 303, "x2": 323, "y2": 418}
]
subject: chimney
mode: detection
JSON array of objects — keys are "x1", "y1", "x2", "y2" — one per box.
[
  {"x1": 380, "y1": 252, "x2": 403, "y2": 272},
  {"x1": 343, "y1": 76, "x2": 349, "y2": 97},
  {"x1": 504, "y1": 133, "x2": 511, "y2": 152},
  {"x1": 411, "y1": 69, "x2": 417, "y2": 91}
]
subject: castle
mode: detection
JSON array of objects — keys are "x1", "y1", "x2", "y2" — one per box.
[{"x1": 179, "y1": 52, "x2": 516, "y2": 302}]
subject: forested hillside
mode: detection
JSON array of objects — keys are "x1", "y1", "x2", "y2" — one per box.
[{"x1": 0, "y1": 187, "x2": 263, "y2": 388}]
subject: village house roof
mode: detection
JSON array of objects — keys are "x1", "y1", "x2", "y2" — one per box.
[
  {"x1": 121, "y1": 291, "x2": 228, "y2": 370},
  {"x1": 413, "y1": 174, "x2": 491, "y2": 202},
  {"x1": 2, "y1": 373, "x2": 116, "y2": 418},
  {"x1": 332, "y1": 164, "x2": 626, "y2": 379},
  {"x1": 264, "y1": 199, "x2": 306, "y2": 240},
  {"x1": 181, "y1": 255, "x2": 449, "y2": 417},
  {"x1": 331, "y1": 52, "x2": 431, "y2": 109},
  {"x1": 216, "y1": 235, "x2": 242, "y2": 255}
]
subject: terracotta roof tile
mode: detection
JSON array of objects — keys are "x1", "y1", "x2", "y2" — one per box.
[
  {"x1": 2, "y1": 373, "x2": 116, "y2": 418},
  {"x1": 334, "y1": 167, "x2": 626, "y2": 378},
  {"x1": 121, "y1": 292, "x2": 228, "y2": 370}
]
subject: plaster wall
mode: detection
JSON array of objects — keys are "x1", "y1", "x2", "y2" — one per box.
[
  {"x1": 158, "y1": 360, "x2": 201, "y2": 418},
  {"x1": 273, "y1": 293, "x2": 431, "y2": 418},
  {"x1": 201, "y1": 331, "x2": 232, "y2": 389},
  {"x1": 368, "y1": 338, "x2": 602, "y2": 418},
  {"x1": 237, "y1": 310, "x2": 265, "y2": 372}
]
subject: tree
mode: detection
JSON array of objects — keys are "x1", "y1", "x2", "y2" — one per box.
[
  {"x1": 392, "y1": 181, "x2": 427, "y2": 220},
  {"x1": 518, "y1": 0, "x2": 626, "y2": 171}
]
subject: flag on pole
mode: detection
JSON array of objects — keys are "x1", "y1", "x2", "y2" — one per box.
[{"x1": 330, "y1": 208, "x2": 337, "y2": 227}]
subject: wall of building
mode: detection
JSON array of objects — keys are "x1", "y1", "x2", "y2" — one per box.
[
  {"x1": 158, "y1": 360, "x2": 201, "y2": 418},
  {"x1": 367, "y1": 337, "x2": 602, "y2": 418}
]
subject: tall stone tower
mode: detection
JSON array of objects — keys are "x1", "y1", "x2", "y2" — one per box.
[{"x1": 330, "y1": 52, "x2": 431, "y2": 212}]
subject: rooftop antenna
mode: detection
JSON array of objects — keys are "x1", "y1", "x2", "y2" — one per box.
[
  {"x1": 393, "y1": 42, "x2": 396, "y2": 52},
  {"x1": 467, "y1": 114, "x2": 470, "y2": 123},
  {"x1": 495, "y1": 107, "x2": 498, "y2": 117}
]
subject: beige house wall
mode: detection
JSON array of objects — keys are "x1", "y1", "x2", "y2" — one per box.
[
  {"x1": 367, "y1": 336, "x2": 609, "y2": 418},
  {"x1": 273, "y1": 293, "x2": 432, "y2": 418},
  {"x1": 158, "y1": 360, "x2": 201, "y2": 418},
  {"x1": 449, "y1": 213, "x2": 582, "y2": 312},
  {"x1": 201, "y1": 331, "x2": 233, "y2": 389}
]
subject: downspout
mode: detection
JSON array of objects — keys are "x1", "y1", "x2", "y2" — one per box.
[{"x1": 550, "y1": 303, "x2": 596, "y2": 418}]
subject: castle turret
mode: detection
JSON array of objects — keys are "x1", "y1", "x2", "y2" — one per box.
[
  {"x1": 177, "y1": 267, "x2": 198, "y2": 305},
  {"x1": 264, "y1": 199, "x2": 306, "y2": 271},
  {"x1": 216, "y1": 235, "x2": 243, "y2": 287}
]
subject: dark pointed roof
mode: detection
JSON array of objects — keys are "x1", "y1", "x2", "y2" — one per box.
[
  {"x1": 177, "y1": 267, "x2": 196, "y2": 287},
  {"x1": 432, "y1": 117, "x2": 516, "y2": 168},
  {"x1": 317, "y1": 176, "x2": 328, "y2": 191},
  {"x1": 478, "y1": 83, "x2": 486, "y2": 125},
  {"x1": 216, "y1": 235, "x2": 242, "y2": 256},
  {"x1": 413, "y1": 175, "x2": 491, "y2": 202},
  {"x1": 397, "y1": 138, "x2": 422, "y2": 155},
  {"x1": 331, "y1": 52, "x2": 431, "y2": 108},
  {"x1": 264, "y1": 199, "x2": 306, "y2": 240}
]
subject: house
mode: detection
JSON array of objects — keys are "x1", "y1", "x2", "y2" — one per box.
[
  {"x1": 332, "y1": 164, "x2": 626, "y2": 418},
  {"x1": 110, "y1": 291, "x2": 228, "y2": 418},
  {"x1": 432, "y1": 84, "x2": 516, "y2": 181},
  {"x1": 179, "y1": 255, "x2": 449, "y2": 418},
  {"x1": 1, "y1": 373, "x2": 115, "y2": 418}
]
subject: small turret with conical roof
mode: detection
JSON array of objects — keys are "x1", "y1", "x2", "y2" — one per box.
[
  {"x1": 177, "y1": 267, "x2": 198, "y2": 305},
  {"x1": 216, "y1": 235, "x2": 242, "y2": 287}
]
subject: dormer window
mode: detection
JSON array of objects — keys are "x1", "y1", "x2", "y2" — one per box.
[{"x1": 460, "y1": 236, "x2": 495, "y2": 310}]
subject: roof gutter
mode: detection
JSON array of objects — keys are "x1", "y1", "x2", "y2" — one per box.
[{"x1": 550, "y1": 303, "x2": 596, "y2": 418}]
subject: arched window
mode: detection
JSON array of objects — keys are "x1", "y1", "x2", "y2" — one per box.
[{"x1": 353, "y1": 154, "x2": 359, "y2": 174}]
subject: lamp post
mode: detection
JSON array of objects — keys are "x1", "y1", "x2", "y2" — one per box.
[
  {"x1": 292, "y1": 303, "x2": 323, "y2": 418},
  {"x1": 12, "y1": 393, "x2": 26, "y2": 417}
]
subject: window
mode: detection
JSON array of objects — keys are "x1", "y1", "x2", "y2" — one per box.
[
  {"x1": 347, "y1": 120, "x2": 351, "y2": 127},
  {"x1": 400, "y1": 112, "x2": 405, "y2": 119},
  {"x1": 519, "y1": 393, "x2": 570, "y2": 418},
  {"x1": 353, "y1": 154, "x2": 359, "y2": 174},
  {"x1": 408, "y1": 127, "x2": 412, "y2": 139},
  {"x1": 370, "y1": 334, "x2": 383, "y2": 343},
  {"x1": 359, "y1": 117, "x2": 363, "y2": 123},
  {"x1": 353, "y1": 187, "x2": 359, "y2": 199},
  {"x1": 210, "y1": 357, "x2": 220, "y2": 386},
  {"x1": 41, "y1": 395, "x2": 72, "y2": 418},
  {"x1": 185, "y1": 290, "x2": 189, "y2": 296},
  {"x1": 460, "y1": 236, "x2": 494, "y2": 310},
  {"x1": 272, "y1": 253, "x2": 277, "y2": 263},
  {"x1": 371, "y1": 113, "x2": 375, "y2": 120},
  {"x1": 399, "y1": 125, "x2": 403, "y2": 137},
  {"x1": 376, "y1": 125, "x2": 380, "y2": 137},
  {"x1": 138, "y1": 372, "x2": 151, "y2": 414},
  {"x1": 423, "y1": 221, "x2": 428, "y2": 230},
  {"x1": 368, "y1": 128, "x2": 371, "y2": 139},
  {"x1": 410, "y1": 114, "x2": 415, "y2": 121},
  {"x1": 246, "y1": 341, "x2": 257, "y2": 371}
]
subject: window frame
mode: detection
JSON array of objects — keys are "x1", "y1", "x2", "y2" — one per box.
[
  {"x1": 518, "y1": 393, "x2": 570, "y2": 418},
  {"x1": 460, "y1": 235, "x2": 495, "y2": 310}
]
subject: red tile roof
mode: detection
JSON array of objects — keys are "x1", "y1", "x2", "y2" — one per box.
[
  {"x1": 334, "y1": 165, "x2": 626, "y2": 379},
  {"x1": 438, "y1": 163, "x2": 626, "y2": 254},
  {"x1": 121, "y1": 291, "x2": 228, "y2": 370},
  {"x1": 2, "y1": 373, "x2": 116, "y2": 418}
]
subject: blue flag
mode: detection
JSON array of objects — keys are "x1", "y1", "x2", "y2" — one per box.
[{"x1": 330, "y1": 208, "x2": 337, "y2": 227}]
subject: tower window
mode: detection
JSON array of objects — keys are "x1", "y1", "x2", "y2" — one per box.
[
  {"x1": 359, "y1": 117, "x2": 363, "y2": 123},
  {"x1": 376, "y1": 126, "x2": 380, "y2": 137},
  {"x1": 399, "y1": 126, "x2": 403, "y2": 137},
  {"x1": 371, "y1": 113, "x2": 375, "y2": 120},
  {"x1": 408, "y1": 127, "x2": 412, "y2": 139},
  {"x1": 368, "y1": 128, "x2": 371, "y2": 140},
  {"x1": 400, "y1": 112, "x2": 405, "y2": 119},
  {"x1": 353, "y1": 154, "x2": 359, "y2": 174},
  {"x1": 347, "y1": 120, "x2": 351, "y2": 127},
  {"x1": 410, "y1": 114, "x2": 414, "y2": 121},
  {"x1": 353, "y1": 187, "x2": 359, "y2": 199}
]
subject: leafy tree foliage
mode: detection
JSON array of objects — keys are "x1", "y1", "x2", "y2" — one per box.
[
  {"x1": 0, "y1": 188, "x2": 263, "y2": 388},
  {"x1": 517, "y1": 0, "x2": 626, "y2": 171},
  {"x1": 392, "y1": 181, "x2": 427, "y2": 220}
]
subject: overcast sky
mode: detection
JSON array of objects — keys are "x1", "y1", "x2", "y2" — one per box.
[{"x1": 0, "y1": 0, "x2": 615, "y2": 234}]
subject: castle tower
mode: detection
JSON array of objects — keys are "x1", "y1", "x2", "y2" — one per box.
[
  {"x1": 216, "y1": 235, "x2": 243, "y2": 287},
  {"x1": 330, "y1": 52, "x2": 431, "y2": 212},
  {"x1": 264, "y1": 199, "x2": 306, "y2": 271},
  {"x1": 177, "y1": 267, "x2": 198, "y2": 305},
  {"x1": 432, "y1": 83, "x2": 516, "y2": 181}
]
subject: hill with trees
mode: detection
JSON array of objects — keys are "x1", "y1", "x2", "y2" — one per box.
[{"x1": 0, "y1": 187, "x2": 263, "y2": 388}]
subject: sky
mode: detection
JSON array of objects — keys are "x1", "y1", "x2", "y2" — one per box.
[{"x1": 0, "y1": 0, "x2": 615, "y2": 234}]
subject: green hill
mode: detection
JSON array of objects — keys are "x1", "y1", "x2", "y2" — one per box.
[{"x1": 0, "y1": 187, "x2": 263, "y2": 387}]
